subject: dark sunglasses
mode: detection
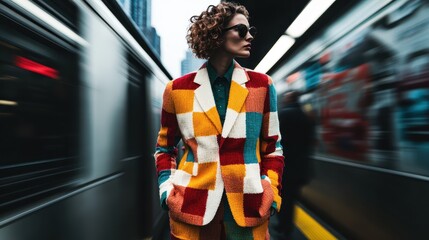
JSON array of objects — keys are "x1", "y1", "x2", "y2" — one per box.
[{"x1": 222, "y1": 24, "x2": 257, "y2": 38}]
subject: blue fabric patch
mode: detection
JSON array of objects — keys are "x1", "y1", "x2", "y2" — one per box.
[
  {"x1": 244, "y1": 112, "x2": 263, "y2": 164},
  {"x1": 245, "y1": 112, "x2": 262, "y2": 138},
  {"x1": 271, "y1": 201, "x2": 277, "y2": 210},
  {"x1": 185, "y1": 150, "x2": 195, "y2": 162},
  {"x1": 268, "y1": 84, "x2": 277, "y2": 112},
  {"x1": 244, "y1": 138, "x2": 258, "y2": 164},
  {"x1": 158, "y1": 170, "x2": 171, "y2": 185},
  {"x1": 275, "y1": 141, "x2": 282, "y2": 149}
]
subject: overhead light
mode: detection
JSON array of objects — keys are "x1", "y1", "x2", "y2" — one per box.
[
  {"x1": 255, "y1": 35, "x2": 295, "y2": 73},
  {"x1": 0, "y1": 100, "x2": 18, "y2": 106},
  {"x1": 286, "y1": 0, "x2": 336, "y2": 38}
]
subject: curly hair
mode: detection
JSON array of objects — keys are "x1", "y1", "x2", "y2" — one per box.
[{"x1": 186, "y1": 2, "x2": 249, "y2": 59}]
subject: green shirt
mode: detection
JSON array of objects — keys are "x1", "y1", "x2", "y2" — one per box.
[{"x1": 207, "y1": 60, "x2": 234, "y2": 126}]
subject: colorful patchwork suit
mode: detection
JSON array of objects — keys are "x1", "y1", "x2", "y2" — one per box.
[{"x1": 155, "y1": 61, "x2": 284, "y2": 229}]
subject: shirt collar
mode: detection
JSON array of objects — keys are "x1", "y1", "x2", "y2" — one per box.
[{"x1": 207, "y1": 60, "x2": 235, "y2": 84}]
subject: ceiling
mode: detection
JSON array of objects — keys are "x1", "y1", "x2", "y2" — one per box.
[{"x1": 226, "y1": 0, "x2": 359, "y2": 73}]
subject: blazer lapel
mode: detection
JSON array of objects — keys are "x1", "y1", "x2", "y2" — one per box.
[
  {"x1": 221, "y1": 63, "x2": 249, "y2": 138},
  {"x1": 193, "y1": 65, "x2": 223, "y2": 134}
]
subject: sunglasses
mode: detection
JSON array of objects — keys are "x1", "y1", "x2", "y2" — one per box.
[{"x1": 222, "y1": 24, "x2": 257, "y2": 38}]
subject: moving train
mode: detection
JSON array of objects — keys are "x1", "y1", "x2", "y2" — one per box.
[
  {"x1": 0, "y1": 0, "x2": 168, "y2": 239},
  {"x1": 270, "y1": 0, "x2": 429, "y2": 238}
]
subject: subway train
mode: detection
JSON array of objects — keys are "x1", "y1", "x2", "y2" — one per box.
[
  {"x1": 0, "y1": 0, "x2": 169, "y2": 239},
  {"x1": 270, "y1": 0, "x2": 429, "y2": 239}
]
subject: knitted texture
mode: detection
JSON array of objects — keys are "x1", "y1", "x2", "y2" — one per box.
[
  {"x1": 154, "y1": 62, "x2": 284, "y2": 227},
  {"x1": 169, "y1": 194, "x2": 270, "y2": 239}
]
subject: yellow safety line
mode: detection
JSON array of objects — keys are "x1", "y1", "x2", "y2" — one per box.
[{"x1": 294, "y1": 205, "x2": 337, "y2": 240}]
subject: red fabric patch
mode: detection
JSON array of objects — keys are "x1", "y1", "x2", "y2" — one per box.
[
  {"x1": 220, "y1": 138, "x2": 245, "y2": 165},
  {"x1": 181, "y1": 187, "x2": 208, "y2": 217},
  {"x1": 263, "y1": 86, "x2": 271, "y2": 113},
  {"x1": 246, "y1": 71, "x2": 268, "y2": 88},
  {"x1": 264, "y1": 135, "x2": 279, "y2": 153},
  {"x1": 172, "y1": 73, "x2": 199, "y2": 90},
  {"x1": 160, "y1": 109, "x2": 179, "y2": 145},
  {"x1": 156, "y1": 154, "x2": 176, "y2": 174},
  {"x1": 260, "y1": 156, "x2": 284, "y2": 176},
  {"x1": 243, "y1": 193, "x2": 262, "y2": 217}
]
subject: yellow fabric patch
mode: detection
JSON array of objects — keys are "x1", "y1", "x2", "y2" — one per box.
[
  {"x1": 172, "y1": 90, "x2": 194, "y2": 114},
  {"x1": 226, "y1": 192, "x2": 245, "y2": 226},
  {"x1": 157, "y1": 126, "x2": 168, "y2": 147},
  {"x1": 179, "y1": 160, "x2": 195, "y2": 176},
  {"x1": 187, "y1": 162, "x2": 217, "y2": 190},
  {"x1": 252, "y1": 220, "x2": 269, "y2": 240},
  {"x1": 267, "y1": 169, "x2": 281, "y2": 210},
  {"x1": 228, "y1": 81, "x2": 248, "y2": 113},
  {"x1": 178, "y1": 149, "x2": 188, "y2": 169},
  {"x1": 193, "y1": 109, "x2": 220, "y2": 136}
]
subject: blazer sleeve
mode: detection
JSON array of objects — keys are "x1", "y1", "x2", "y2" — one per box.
[
  {"x1": 154, "y1": 81, "x2": 180, "y2": 210},
  {"x1": 260, "y1": 76, "x2": 285, "y2": 212}
]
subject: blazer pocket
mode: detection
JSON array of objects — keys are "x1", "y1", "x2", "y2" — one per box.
[
  {"x1": 166, "y1": 184, "x2": 206, "y2": 226},
  {"x1": 239, "y1": 179, "x2": 274, "y2": 227},
  {"x1": 259, "y1": 178, "x2": 274, "y2": 218}
]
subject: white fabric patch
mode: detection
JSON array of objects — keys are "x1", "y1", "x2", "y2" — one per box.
[
  {"x1": 192, "y1": 162, "x2": 198, "y2": 176},
  {"x1": 193, "y1": 96, "x2": 204, "y2": 112},
  {"x1": 268, "y1": 111, "x2": 280, "y2": 137},
  {"x1": 243, "y1": 163, "x2": 263, "y2": 194},
  {"x1": 222, "y1": 108, "x2": 238, "y2": 138},
  {"x1": 171, "y1": 169, "x2": 192, "y2": 187},
  {"x1": 177, "y1": 112, "x2": 194, "y2": 140},
  {"x1": 227, "y1": 112, "x2": 246, "y2": 138},
  {"x1": 195, "y1": 135, "x2": 220, "y2": 163},
  {"x1": 202, "y1": 164, "x2": 224, "y2": 225},
  {"x1": 159, "y1": 177, "x2": 174, "y2": 198}
]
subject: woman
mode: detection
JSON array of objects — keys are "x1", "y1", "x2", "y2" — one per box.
[{"x1": 154, "y1": 2, "x2": 284, "y2": 239}]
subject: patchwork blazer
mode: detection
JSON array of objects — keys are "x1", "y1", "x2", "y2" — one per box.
[{"x1": 155, "y1": 61, "x2": 284, "y2": 227}]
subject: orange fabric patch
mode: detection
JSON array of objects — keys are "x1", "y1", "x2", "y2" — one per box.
[
  {"x1": 221, "y1": 164, "x2": 245, "y2": 193},
  {"x1": 246, "y1": 87, "x2": 266, "y2": 113}
]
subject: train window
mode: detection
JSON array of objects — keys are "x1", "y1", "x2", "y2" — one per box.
[
  {"x1": 0, "y1": 13, "x2": 80, "y2": 215},
  {"x1": 31, "y1": 0, "x2": 79, "y2": 32}
]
